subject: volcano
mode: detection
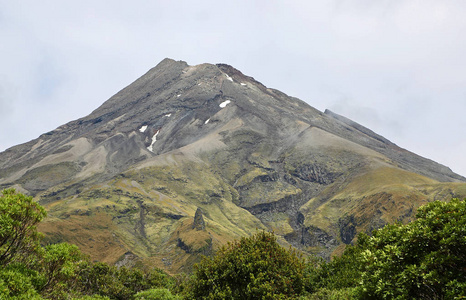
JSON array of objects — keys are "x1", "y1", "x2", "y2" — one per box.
[{"x1": 1, "y1": 58, "x2": 465, "y2": 273}]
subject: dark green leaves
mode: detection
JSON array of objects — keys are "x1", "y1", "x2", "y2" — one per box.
[
  {"x1": 355, "y1": 198, "x2": 466, "y2": 299},
  {"x1": 0, "y1": 189, "x2": 46, "y2": 266},
  {"x1": 189, "y1": 231, "x2": 307, "y2": 299}
]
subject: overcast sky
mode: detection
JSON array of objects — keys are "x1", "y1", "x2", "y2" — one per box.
[{"x1": 1, "y1": 0, "x2": 466, "y2": 177}]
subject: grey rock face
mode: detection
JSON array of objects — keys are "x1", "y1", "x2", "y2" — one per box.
[
  {"x1": 1, "y1": 58, "x2": 462, "y2": 191},
  {"x1": 193, "y1": 207, "x2": 205, "y2": 231}
]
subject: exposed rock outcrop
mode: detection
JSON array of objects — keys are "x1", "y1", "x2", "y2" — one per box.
[{"x1": 193, "y1": 207, "x2": 205, "y2": 231}]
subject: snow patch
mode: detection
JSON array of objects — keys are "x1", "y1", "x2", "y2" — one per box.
[
  {"x1": 205, "y1": 119, "x2": 210, "y2": 124},
  {"x1": 219, "y1": 100, "x2": 231, "y2": 108},
  {"x1": 240, "y1": 83, "x2": 247, "y2": 86},
  {"x1": 225, "y1": 74, "x2": 233, "y2": 82},
  {"x1": 139, "y1": 125, "x2": 148, "y2": 133},
  {"x1": 177, "y1": 94, "x2": 181, "y2": 97},
  {"x1": 147, "y1": 130, "x2": 159, "y2": 152},
  {"x1": 165, "y1": 113, "x2": 172, "y2": 117}
]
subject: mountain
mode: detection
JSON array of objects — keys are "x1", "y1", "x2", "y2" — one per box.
[{"x1": 1, "y1": 58, "x2": 465, "y2": 273}]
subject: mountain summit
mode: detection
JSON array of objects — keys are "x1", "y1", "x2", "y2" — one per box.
[{"x1": 1, "y1": 59, "x2": 465, "y2": 272}]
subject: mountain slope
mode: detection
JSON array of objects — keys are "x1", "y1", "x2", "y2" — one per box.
[{"x1": 1, "y1": 58, "x2": 465, "y2": 272}]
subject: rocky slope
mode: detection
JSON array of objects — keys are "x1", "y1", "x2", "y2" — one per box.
[{"x1": 1, "y1": 58, "x2": 465, "y2": 273}]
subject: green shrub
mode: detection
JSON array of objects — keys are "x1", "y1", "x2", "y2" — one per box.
[
  {"x1": 188, "y1": 231, "x2": 307, "y2": 299},
  {"x1": 304, "y1": 198, "x2": 466, "y2": 299},
  {"x1": 38, "y1": 243, "x2": 88, "y2": 299},
  {"x1": 0, "y1": 189, "x2": 46, "y2": 266},
  {"x1": 0, "y1": 189, "x2": 177, "y2": 299},
  {"x1": 78, "y1": 262, "x2": 174, "y2": 300},
  {"x1": 356, "y1": 198, "x2": 466, "y2": 299},
  {"x1": 0, "y1": 266, "x2": 43, "y2": 299},
  {"x1": 300, "y1": 288, "x2": 358, "y2": 300},
  {"x1": 72, "y1": 295, "x2": 111, "y2": 300},
  {"x1": 305, "y1": 246, "x2": 362, "y2": 293},
  {"x1": 133, "y1": 288, "x2": 180, "y2": 300}
]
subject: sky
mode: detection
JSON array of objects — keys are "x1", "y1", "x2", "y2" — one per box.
[{"x1": 1, "y1": 0, "x2": 466, "y2": 177}]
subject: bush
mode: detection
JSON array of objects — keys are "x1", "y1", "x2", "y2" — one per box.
[
  {"x1": 305, "y1": 246, "x2": 362, "y2": 293},
  {"x1": 39, "y1": 243, "x2": 88, "y2": 298},
  {"x1": 78, "y1": 262, "x2": 174, "y2": 300},
  {"x1": 303, "y1": 198, "x2": 466, "y2": 299},
  {"x1": 72, "y1": 295, "x2": 111, "y2": 300},
  {"x1": 356, "y1": 198, "x2": 466, "y2": 299},
  {"x1": 300, "y1": 288, "x2": 358, "y2": 300},
  {"x1": 0, "y1": 189, "x2": 46, "y2": 266},
  {"x1": 0, "y1": 189, "x2": 177, "y2": 299},
  {"x1": 0, "y1": 266, "x2": 44, "y2": 299},
  {"x1": 188, "y1": 231, "x2": 307, "y2": 299},
  {"x1": 133, "y1": 288, "x2": 180, "y2": 300}
]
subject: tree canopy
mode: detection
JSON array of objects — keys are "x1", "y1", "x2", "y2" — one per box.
[
  {"x1": 0, "y1": 189, "x2": 174, "y2": 299},
  {"x1": 308, "y1": 198, "x2": 466, "y2": 299},
  {"x1": 356, "y1": 198, "x2": 466, "y2": 299},
  {"x1": 0, "y1": 188, "x2": 46, "y2": 266},
  {"x1": 188, "y1": 230, "x2": 307, "y2": 299}
]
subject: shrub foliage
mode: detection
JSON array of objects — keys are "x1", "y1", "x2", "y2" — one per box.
[
  {"x1": 0, "y1": 188, "x2": 46, "y2": 266},
  {"x1": 355, "y1": 198, "x2": 466, "y2": 299},
  {"x1": 189, "y1": 230, "x2": 307, "y2": 299},
  {"x1": 0, "y1": 189, "x2": 174, "y2": 299},
  {"x1": 308, "y1": 198, "x2": 466, "y2": 299}
]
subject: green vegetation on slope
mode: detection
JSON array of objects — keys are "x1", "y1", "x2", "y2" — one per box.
[
  {"x1": 187, "y1": 231, "x2": 307, "y2": 299},
  {"x1": 300, "y1": 165, "x2": 466, "y2": 253},
  {"x1": 307, "y1": 198, "x2": 466, "y2": 299},
  {"x1": 0, "y1": 189, "x2": 175, "y2": 300},
  {"x1": 2, "y1": 189, "x2": 465, "y2": 299}
]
